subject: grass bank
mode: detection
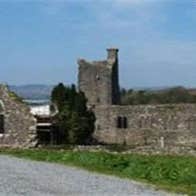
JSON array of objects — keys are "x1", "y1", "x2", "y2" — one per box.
[{"x1": 0, "y1": 148, "x2": 195, "y2": 195}]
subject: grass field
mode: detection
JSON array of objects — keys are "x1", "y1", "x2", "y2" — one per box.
[{"x1": 0, "y1": 148, "x2": 195, "y2": 195}]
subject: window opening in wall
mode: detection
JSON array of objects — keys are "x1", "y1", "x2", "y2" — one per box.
[
  {"x1": 0, "y1": 114, "x2": 4, "y2": 133},
  {"x1": 117, "y1": 116, "x2": 122, "y2": 128},
  {"x1": 123, "y1": 117, "x2": 128, "y2": 129},
  {"x1": 117, "y1": 116, "x2": 128, "y2": 129}
]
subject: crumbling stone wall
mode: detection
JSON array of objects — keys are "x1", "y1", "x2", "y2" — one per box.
[
  {"x1": 78, "y1": 48, "x2": 196, "y2": 154},
  {"x1": 0, "y1": 85, "x2": 37, "y2": 148},
  {"x1": 94, "y1": 104, "x2": 196, "y2": 152},
  {"x1": 78, "y1": 48, "x2": 120, "y2": 107}
]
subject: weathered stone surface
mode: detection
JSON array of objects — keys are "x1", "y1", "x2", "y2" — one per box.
[
  {"x1": 78, "y1": 48, "x2": 120, "y2": 107},
  {"x1": 94, "y1": 104, "x2": 196, "y2": 152},
  {"x1": 0, "y1": 85, "x2": 37, "y2": 148},
  {"x1": 78, "y1": 49, "x2": 196, "y2": 155}
]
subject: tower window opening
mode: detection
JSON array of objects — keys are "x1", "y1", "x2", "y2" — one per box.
[{"x1": 96, "y1": 74, "x2": 100, "y2": 80}]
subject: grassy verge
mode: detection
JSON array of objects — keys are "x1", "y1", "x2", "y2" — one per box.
[{"x1": 0, "y1": 148, "x2": 195, "y2": 195}]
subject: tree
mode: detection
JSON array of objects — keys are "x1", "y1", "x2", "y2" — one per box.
[
  {"x1": 51, "y1": 83, "x2": 67, "y2": 112},
  {"x1": 51, "y1": 83, "x2": 95, "y2": 144}
]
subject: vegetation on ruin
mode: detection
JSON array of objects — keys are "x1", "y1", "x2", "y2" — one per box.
[
  {"x1": 121, "y1": 86, "x2": 196, "y2": 105},
  {"x1": 51, "y1": 83, "x2": 95, "y2": 144},
  {"x1": 0, "y1": 148, "x2": 196, "y2": 195},
  {"x1": 8, "y1": 90, "x2": 24, "y2": 103}
]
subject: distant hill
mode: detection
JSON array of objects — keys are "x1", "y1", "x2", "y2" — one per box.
[
  {"x1": 121, "y1": 86, "x2": 196, "y2": 105},
  {"x1": 126, "y1": 86, "x2": 176, "y2": 92},
  {"x1": 9, "y1": 85, "x2": 54, "y2": 100},
  {"x1": 10, "y1": 84, "x2": 196, "y2": 102}
]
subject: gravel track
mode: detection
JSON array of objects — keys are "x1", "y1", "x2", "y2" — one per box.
[{"x1": 0, "y1": 155, "x2": 182, "y2": 196}]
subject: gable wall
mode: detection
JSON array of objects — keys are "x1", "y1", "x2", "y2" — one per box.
[{"x1": 0, "y1": 85, "x2": 37, "y2": 148}]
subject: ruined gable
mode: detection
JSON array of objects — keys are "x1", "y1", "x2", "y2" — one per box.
[{"x1": 0, "y1": 85, "x2": 37, "y2": 148}]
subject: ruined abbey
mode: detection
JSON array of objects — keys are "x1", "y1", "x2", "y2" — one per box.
[
  {"x1": 78, "y1": 49, "x2": 196, "y2": 154},
  {"x1": 0, "y1": 48, "x2": 196, "y2": 154}
]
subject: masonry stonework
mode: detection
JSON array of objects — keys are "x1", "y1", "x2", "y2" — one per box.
[
  {"x1": 0, "y1": 85, "x2": 37, "y2": 148},
  {"x1": 94, "y1": 104, "x2": 196, "y2": 148},
  {"x1": 78, "y1": 49, "x2": 196, "y2": 154},
  {"x1": 78, "y1": 48, "x2": 120, "y2": 107}
]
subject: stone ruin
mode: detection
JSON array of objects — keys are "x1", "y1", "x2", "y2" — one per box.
[
  {"x1": 78, "y1": 49, "x2": 196, "y2": 155},
  {"x1": 0, "y1": 85, "x2": 37, "y2": 148},
  {"x1": 1, "y1": 48, "x2": 196, "y2": 155}
]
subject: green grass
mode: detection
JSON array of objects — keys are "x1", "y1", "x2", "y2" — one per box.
[{"x1": 0, "y1": 148, "x2": 195, "y2": 195}]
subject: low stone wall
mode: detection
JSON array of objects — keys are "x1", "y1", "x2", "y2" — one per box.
[
  {"x1": 0, "y1": 85, "x2": 37, "y2": 148},
  {"x1": 94, "y1": 104, "x2": 196, "y2": 153}
]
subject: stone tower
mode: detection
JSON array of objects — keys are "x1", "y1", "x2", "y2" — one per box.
[{"x1": 78, "y1": 48, "x2": 120, "y2": 107}]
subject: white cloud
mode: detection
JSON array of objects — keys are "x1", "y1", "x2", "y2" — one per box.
[{"x1": 2, "y1": 0, "x2": 196, "y2": 87}]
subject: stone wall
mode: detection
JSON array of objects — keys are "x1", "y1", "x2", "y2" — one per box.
[
  {"x1": 78, "y1": 59, "x2": 112, "y2": 106},
  {"x1": 78, "y1": 48, "x2": 120, "y2": 107},
  {"x1": 77, "y1": 48, "x2": 196, "y2": 154},
  {"x1": 94, "y1": 104, "x2": 196, "y2": 151},
  {"x1": 0, "y1": 85, "x2": 37, "y2": 148}
]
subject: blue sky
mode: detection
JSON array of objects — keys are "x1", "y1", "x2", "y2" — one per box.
[{"x1": 1, "y1": 0, "x2": 196, "y2": 88}]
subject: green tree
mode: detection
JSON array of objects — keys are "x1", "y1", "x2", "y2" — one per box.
[
  {"x1": 51, "y1": 83, "x2": 67, "y2": 112},
  {"x1": 51, "y1": 83, "x2": 95, "y2": 144}
]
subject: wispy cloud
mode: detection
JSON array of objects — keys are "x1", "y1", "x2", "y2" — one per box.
[{"x1": 1, "y1": 0, "x2": 196, "y2": 86}]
